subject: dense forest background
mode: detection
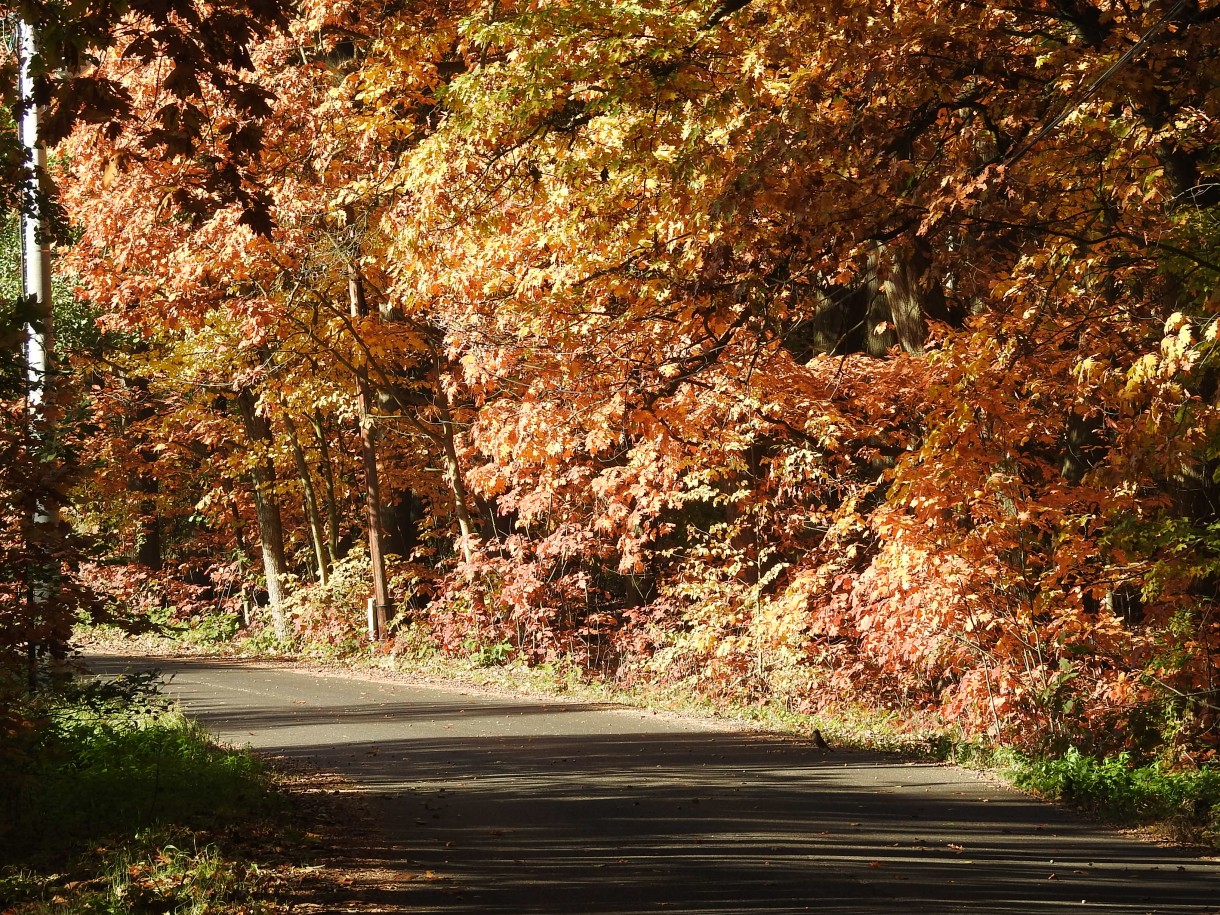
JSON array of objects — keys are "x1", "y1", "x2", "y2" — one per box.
[{"x1": 3, "y1": 0, "x2": 1220, "y2": 761}]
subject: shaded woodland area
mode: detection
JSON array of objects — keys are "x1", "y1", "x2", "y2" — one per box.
[{"x1": 3, "y1": 0, "x2": 1220, "y2": 763}]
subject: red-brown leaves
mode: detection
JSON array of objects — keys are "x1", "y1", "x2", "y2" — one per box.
[{"x1": 51, "y1": 0, "x2": 1220, "y2": 757}]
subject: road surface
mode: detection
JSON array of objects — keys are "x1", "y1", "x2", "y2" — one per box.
[{"x1": 85, "y1": 654, "x2": 1218, "y2": 914}]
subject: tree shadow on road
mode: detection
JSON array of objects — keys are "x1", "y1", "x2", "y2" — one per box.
[
  {"x1": 275, "y1": 731, "x2": 1218, "y2": 914},
  {"x1": 85, "y1": 653, "x2": 1220, "y2": 914}
]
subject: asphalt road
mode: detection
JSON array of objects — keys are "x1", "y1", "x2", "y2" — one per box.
[{"x1": 84, "y1": 654, "x2": 1218, "y2": 914}]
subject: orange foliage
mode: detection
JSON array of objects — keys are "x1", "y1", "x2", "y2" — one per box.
[{"x1": 53, "y1": 0, "x2": 1220, "y2": 756}]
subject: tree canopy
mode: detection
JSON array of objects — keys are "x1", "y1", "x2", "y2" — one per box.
[{"x1": 5, "y1": 0, "x2": 1220, "y2": 758}]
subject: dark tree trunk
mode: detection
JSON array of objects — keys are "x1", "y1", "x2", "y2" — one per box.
[
  {"x1": 133, "y1": 464, "x2": 162, "y2": 571},
  {"x1": 434, "y1": 368, "x2": 477, "y2": 565},
  {"x1": 382, "y1": 490, "x2": 421, "y2": 560},
  {"x1": 125, "y1": 379, "x2": 162, "y2": 570},
  {"x1": 349, "y1": 261, "x2": 392, "y2": 637}
]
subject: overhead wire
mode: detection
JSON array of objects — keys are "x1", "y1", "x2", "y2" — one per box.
[{"x1": 999, "y1": 0, "x2": 1194, "y2": 171}]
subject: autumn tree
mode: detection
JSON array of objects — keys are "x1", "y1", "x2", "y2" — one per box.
[
  {"x1": 53, "y1": 0, "x2": 1220, "y2": 757},
  {"x1": 58, "y1": 0, "x2": 484, "y2": 639},
  {"x1": 376, "y1": 0, "x2": 1220, "y2": 751}
]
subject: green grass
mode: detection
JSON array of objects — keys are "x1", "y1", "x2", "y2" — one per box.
[
  {"x1": 0, "y1": 668, "x2": 286, "y2": 913},
  {"x1": 995, "y1": 747, "x2": 1220, "y2": 843}
]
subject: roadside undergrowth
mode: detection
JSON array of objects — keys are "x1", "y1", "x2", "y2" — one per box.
[
  {"x1": 959, "y1": 745, "x2": 1220, "y2": 847},
  {"x1": 0, "y1": 667, "x2": 298, "y2": 913}
]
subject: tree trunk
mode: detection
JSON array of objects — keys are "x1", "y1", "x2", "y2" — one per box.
[
  {"x1": 382, "y1": 490, "x2": 420, "y2": 560},
  {"x1": 134, "y1": 471, "x2": 162, "y2": 571},
  {"x1": 878, "y1": 241, "x2": 931, "y2": 356},
  {"x1": 19, "y1": 20, "x2": 61, "y2": 676},
  {"x1": 434, "y1": 370, "x2": 477, "y2": 566},
  {"x1": 234, "y1": 386, "x2": 289, "y2": 639},
  {"x1": 224, "y1": 483, "x2": 253, "y2": 627},
  {"x1": 310, "y1": 409, "x2": 342, "y2": 563},
  {"x1": 348, "y1": 261, "x2": 392, "y2": 637},
  {"x1": 282, "y1": 409, "x2": 331, "y2": 585}
]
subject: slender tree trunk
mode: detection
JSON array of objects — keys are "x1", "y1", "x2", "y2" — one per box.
[
  {"x1": 225, "y1": 477, "x2": 248, "y2": 554},
  {"x1": 134, "y1": 469, "x2": 162, "y2": 571},
  {"x1": 310, "y1": 409, "x2": 342, "y2": 562},
  {"x1": 225, "y1": 485, "x2": 253, "y2": 627},
  {"x1": 434, "y1": 370, "x2": 476, "y2": 566},
  {"x1": 129, "y1": 389, "x2": 162, "y2": 571},
  {"x1": 282, "y1": 409, "x2": 331, "y2": 585},
  {"x1": 234, "y1": 386, "x2": 289, "y2": 639},
  {"x1": 19, "y1": 18, "x2": 53, "y2": 450},
  {"x1": 19, "y1": 19, "x2": 60, "y2": 679},
  {"x1": 348, "y1": 261, "x2": 392, "y2": 637}
]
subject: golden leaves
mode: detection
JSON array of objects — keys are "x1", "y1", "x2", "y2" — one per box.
[{"x1": 48, "y1": 0, "x2": 1220, "y2": 755}]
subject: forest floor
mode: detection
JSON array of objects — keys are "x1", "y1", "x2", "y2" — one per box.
[{"x1": 82, "y1": 646, "x2": 1220, "y2": 914}]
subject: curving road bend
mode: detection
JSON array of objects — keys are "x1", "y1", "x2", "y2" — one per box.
[{"x1": 84, "y1": 654, "x2": 1218, "y2": 914}]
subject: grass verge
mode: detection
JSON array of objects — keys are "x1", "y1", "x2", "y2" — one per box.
[
  {"x1": 991, "y1": 746, "x2": 1220, "y2": 845},
  {"x1": 1, "y1": 667, "x2": 289, "y2": 913}
]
